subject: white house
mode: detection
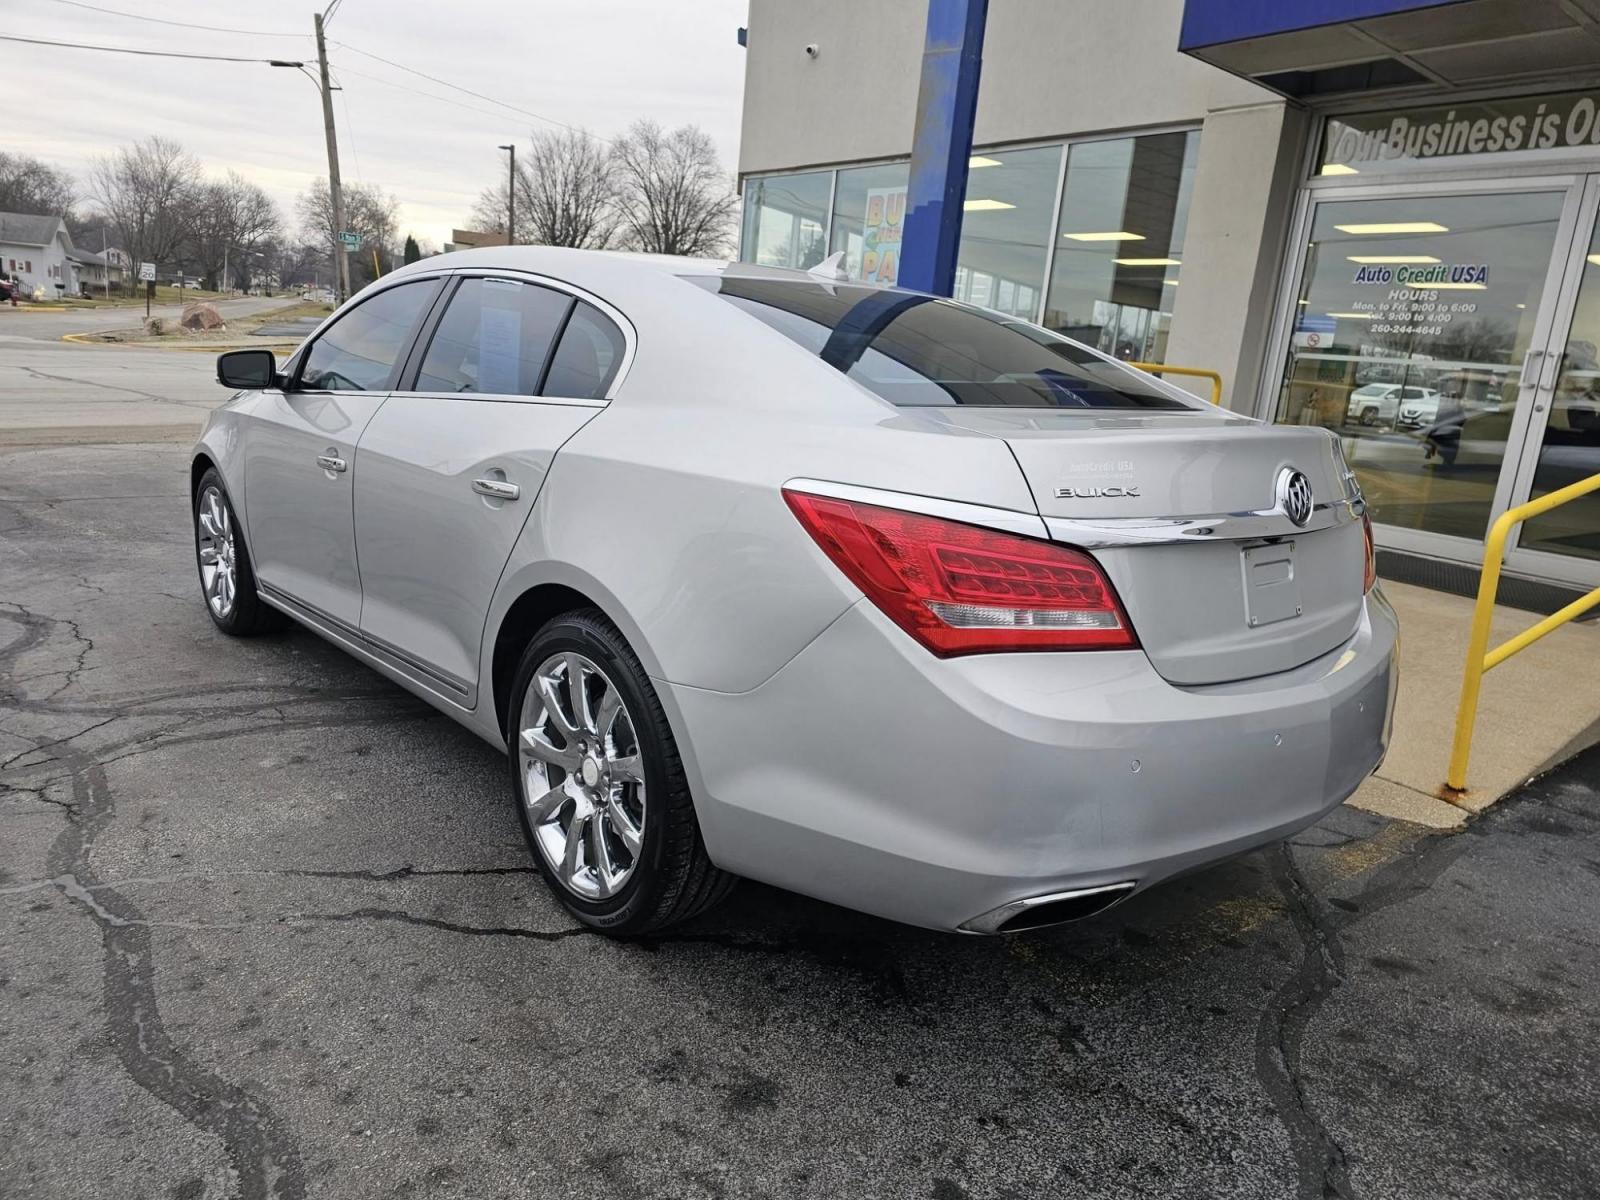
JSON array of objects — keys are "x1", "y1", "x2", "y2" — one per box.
[
  {"x1": 0, "y1": 212, "x2": 79, "y2": 299},
  {"x1": 68, "y1": 245, "x2": 127, "y2": 294}
]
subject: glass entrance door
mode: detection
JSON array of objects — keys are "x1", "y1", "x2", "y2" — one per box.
[
  {"x1": 1274, "y1": 181, "x2": 1582, "y2": 564},
  {"x1": 1504, "y1": 178, "x2": 1600, "y2": 585}
]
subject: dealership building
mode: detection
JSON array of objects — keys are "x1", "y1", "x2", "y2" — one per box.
[{"x1": 735, "y1": 0, "x2": 1600, "y2": 592}]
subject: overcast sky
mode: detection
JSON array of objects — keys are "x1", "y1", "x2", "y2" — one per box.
[{"x1": 5, "y1": 0, "x2": 750, "y2": 247}]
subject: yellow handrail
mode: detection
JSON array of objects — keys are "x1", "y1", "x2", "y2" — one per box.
[
  {"x1": 1129, "y1": 362, "x2": 1223, "y2": 406},
  {"x1": 1446, "y1": 471, "x2": 1600, "y2": 792}
]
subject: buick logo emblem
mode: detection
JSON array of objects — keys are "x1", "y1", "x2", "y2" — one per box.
[{"x1": 1277, "y1": 468, "x2": 1314, "y2": 527}]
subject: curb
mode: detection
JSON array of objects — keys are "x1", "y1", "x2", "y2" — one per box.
[{"x1": 59, "y1": 332, "x2": 299, "y2": 354}]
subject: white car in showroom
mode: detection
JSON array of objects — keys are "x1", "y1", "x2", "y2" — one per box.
[{"x1": 193, "y1": 248, "x2": 1396, "y2": 936}]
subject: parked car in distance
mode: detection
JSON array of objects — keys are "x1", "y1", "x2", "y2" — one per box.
[
  {"x1": 193, "y1": 248, "x2": 1397, "y2": 937},
  {"x1": 1396, "y1": 389, "x2": 1445, "y2": 429},
  {"x1": 1348, "y1": 382, "x2": 1440, "y2": 426}
]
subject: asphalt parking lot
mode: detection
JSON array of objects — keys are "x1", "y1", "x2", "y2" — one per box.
[{"x1": 4, "y1": 442, "x2": 1600, "y2": 1200}]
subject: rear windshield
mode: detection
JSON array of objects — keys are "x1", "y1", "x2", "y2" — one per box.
[{"x1": 687, "y1": 274, "x2": 1192, "y2": 410}]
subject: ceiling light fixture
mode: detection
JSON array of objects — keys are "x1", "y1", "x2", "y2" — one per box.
[
  {"x1": 1325, "y1": 312, "x2": 1374, "y2": 319},
  {"x1": 1347, "y1": 255, "x2": 1441, "y2": 264},
  {"x1": 1406, "y1": 280, "x2": 1485, "y2": 290},
  {"x1": 1334, "y1": 221, "x2": 1449, "y2": 234},
  {"x1": 1113, "y1": 257, "x2": 1181, "y2": 266},
  {"x1": 963, "y1": 198, "x2": 1015, "y2": 212},
  {"x1": 1320, "y1": 164, "x2": 1359, "y2": 176},
  {"x1": 1061, "y1": 231, "x2": 1144, "y2": 242},
  {"x1": 969, "y1": 155, "x2": 1002, "y2": 169}
]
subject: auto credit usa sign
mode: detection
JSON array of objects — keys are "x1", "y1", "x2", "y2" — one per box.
[{"x1": 1322, "y1": 89, "x2": 1600, "y2": 173}]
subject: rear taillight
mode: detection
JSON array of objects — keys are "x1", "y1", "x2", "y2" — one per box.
[
  {"x1": 783, "y1": 489, "x2": 1137, "y2": 656},
  {"x1": 1362, "y1": 512, "x2": 1377, "y2": 593}
]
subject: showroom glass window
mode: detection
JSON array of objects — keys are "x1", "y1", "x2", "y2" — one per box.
[
  {"x1": 1043, "y1": 130, "x2": 1199, "y2": 363},
  {"x1": 828, "y1": 162, "x2": 911, "y2": 284},
  {"x1": 741, "y1": 172, "x2": 832, "y2": 271},
  {"x1": 953, "y1": 145, "x2": 1062, "y2": 320}
]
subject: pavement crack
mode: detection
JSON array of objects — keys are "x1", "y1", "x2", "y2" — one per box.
[
  {"x1": 34, "y1": 733, "x2": 308, "y2": 1198},
  {"x1": 1255, "y1": 843, "x2": 1357, "y2": 1200},
  {"x1": 299, "y1": 906, "x2": 588, "y2": 943}
]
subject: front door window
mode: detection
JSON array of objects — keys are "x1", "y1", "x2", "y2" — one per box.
[
  {"x1": 1276, "y1": 190, "x2": 1567, "y2": 543},
  {"x1": 1520, "y1": 216, "x2": 1600, "y2": 562}
]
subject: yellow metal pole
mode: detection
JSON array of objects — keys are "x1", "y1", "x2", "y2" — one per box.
[
  {"x1": 1445, "y1": 471, "x2": 1600, "y2": 792},
  {"x1": 1483, "y1": 585, "x2": 1600, "y2": 671},
  {"x1": 1444, "y1": 512, "x2": 1512, "y2": 792},
  {"x1": 1129, "y1": 363, "x2": 1223, "y2": 405}
]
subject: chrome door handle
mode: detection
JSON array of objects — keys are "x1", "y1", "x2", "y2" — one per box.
[
  {"x1": 1538, "y1": 350, "x2": 1565, "y2": 391},
  {"x1": 315, "y1": 453, "x2": 347, "y2": 473},
  {"x1": 472, "y1": 478, "x2": 521, "y2": 501},
  {"x1": 1518, "y1": 349, "x2": 1545, "y2": 387}
]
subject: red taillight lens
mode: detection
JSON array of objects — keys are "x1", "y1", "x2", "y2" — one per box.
[
  {"x1": 783, "y1": 489, "x2": 1138, "y2": 656},
  {"x1": 1361, "y1": 512, "x2": 1377, "y2": 593}
]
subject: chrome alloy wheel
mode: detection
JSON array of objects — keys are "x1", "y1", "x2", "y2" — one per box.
[
  {"x1": 196, "y1": 486, "x2": 238, "y2": 618},
  {"x1": 517, "y1": 651, "x2": 646, "y2": 900}
]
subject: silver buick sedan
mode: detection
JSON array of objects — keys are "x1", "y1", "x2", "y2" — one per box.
[{"x1": 195, "y1": 247, "x2": 1397, "y2": 936}]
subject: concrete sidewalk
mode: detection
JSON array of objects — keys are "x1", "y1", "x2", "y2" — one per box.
[{"x1": 1349, "y1": 579, "x2": 1600, "y2": 828}]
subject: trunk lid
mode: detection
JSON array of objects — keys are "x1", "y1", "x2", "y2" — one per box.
[{"x1": 922, "y1": 408, "x2": 1367, "y2": 685}]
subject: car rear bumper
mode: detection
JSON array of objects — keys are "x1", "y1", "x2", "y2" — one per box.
[{"x1": 667, "y1": 588, "x2": 1399, "y2": 933}]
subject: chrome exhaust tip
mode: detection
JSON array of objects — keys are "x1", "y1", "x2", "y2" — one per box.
[{"x1": 958, "y1": 881, "x2": 1138, "y2": 935}]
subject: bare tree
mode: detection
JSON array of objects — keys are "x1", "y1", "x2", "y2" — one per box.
[
  {"x1": 0, "y1": 153, "x2": 75, "y2": 218},
  {"x1": 297, "y1": 178, "x2": 399, "y2": 290},
  {"x1": 189, "y1": 172, "x2": 282, "y2": 291},
  {"x1": 611, "y1": 120, "x2": 737, "y2": 257},
  {"x1": 473, "y1": 128, "x2": 618, "y2": 248},
  {"x1": 88, "y1": 136, "x2": 200, "y2": 272}
]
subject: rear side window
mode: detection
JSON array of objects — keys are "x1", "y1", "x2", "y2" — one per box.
[
  {"x1": 300, "y1": 280, "x2": 437, "y2": 391},
  {"x1": 689, "y1": 275, "x2": 1192, "y2": 410},
  {"x1": 543, "y1": 301, "x2": 626, "y2": 399},
  {"x1": 414, "y1": 277, "x2": 572, "y2": 396}
]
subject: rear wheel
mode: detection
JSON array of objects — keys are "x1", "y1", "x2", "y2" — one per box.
[
  {"x1": 193, "y1": 468, "x2": 285, "y2": 636},
  {"x1": 1360, "y1": 406, "x2": 1380, "y2": 426},
  {"x1": 506, "y1": 609, "x2": 734, "y2": 934}
]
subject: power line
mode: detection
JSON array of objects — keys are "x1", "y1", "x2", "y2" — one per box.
[
  {"x1": 330, "y1": 40, "x2": 607, "y2": 140},
  {"x1": 332, "y1": 63, "x2": 535, "y2": 129},
  {"x1": 0, "y1": 33, "x2": 290, "y2": 63},
  {"x1": 42, "y1": 0, "x2": 307, "y2": 38}
]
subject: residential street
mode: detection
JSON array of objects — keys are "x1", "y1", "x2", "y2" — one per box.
[
  {"x1": 0, "y1": 299, "x2": 294, "y2": 445},
  {"x1": 2, "y1": 443, "x2": 1597, "y2": 1200}
]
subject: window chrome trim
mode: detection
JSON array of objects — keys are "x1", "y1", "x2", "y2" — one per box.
[
  {"x1": 395, "y1": 390, "x2": 608, "y2": 409},
  {"x1": 782, "y1": 478, "x2": 1049, "y2": 540}
]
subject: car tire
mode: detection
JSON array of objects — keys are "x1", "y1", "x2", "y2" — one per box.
[
  {"x1": 506, "y1": 609, "x2": 736, "y2": 935},
  {"x1": 1360, "y1": 406, "x2": 1380, "y2": 426},
  {"x1": 193, "y1": 468, "x2": 286, "y2": 637}
]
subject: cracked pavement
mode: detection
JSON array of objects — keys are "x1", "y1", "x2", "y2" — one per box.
[{"x1": 2, "y1": 443, "x2": 1598, "y2": 1200}]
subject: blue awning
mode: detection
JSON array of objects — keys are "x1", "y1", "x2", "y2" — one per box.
[{"x1": 1179, "y1": 0, "x2": 1600, "y2": 100}]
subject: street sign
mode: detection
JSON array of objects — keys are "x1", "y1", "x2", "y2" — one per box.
[
  {"x1": 138, "y1": 261, "x2": 156, "y2": 282},
  {"x1": 338, "y1": 231, "x2": 361, "y2": 250}
]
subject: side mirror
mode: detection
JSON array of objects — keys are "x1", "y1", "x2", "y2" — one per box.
[{"x1": 217, "y1": 348, "x2": 278, "y2": 390}]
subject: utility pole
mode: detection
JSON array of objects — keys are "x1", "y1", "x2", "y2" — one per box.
[
  {"x1": 314, "y1": 12, "x2": 350, "y2": 303},
  {"x1": 101, "y1": 227, "x2": 109, "y2": 301},
  {"x1": 499, "y1": 143, "x2": 516, "y2": 244}
]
